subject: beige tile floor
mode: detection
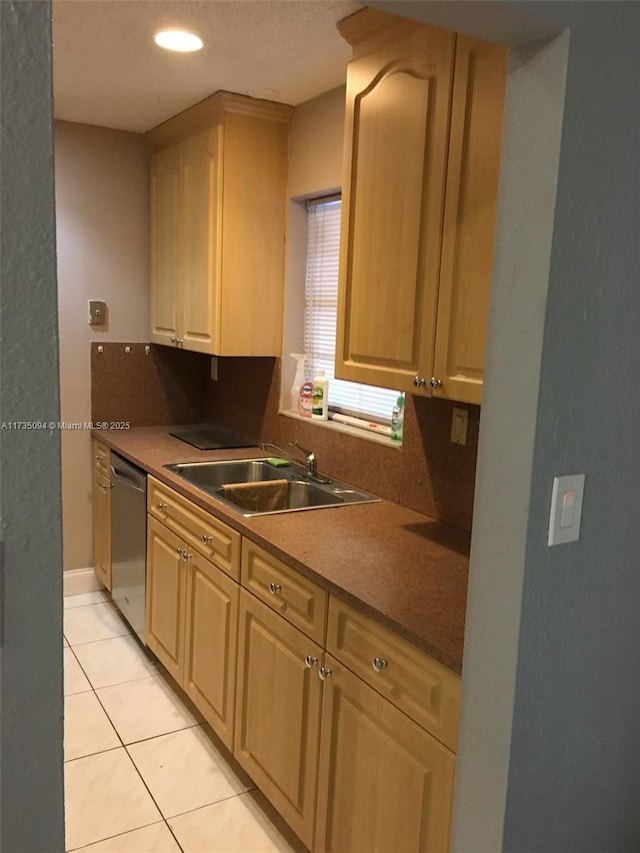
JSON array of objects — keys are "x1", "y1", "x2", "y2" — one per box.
[{"x1": 63, "y1": 592, "x2": 305, "y2": 853}]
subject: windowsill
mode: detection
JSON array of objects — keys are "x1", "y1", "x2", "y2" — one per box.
[{"x1": 279, "y1": 409, "x2": 403, "y2": 449}]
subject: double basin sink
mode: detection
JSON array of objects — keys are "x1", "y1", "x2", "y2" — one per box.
[{"x1": 165, "y1": 459, "x2": 380, "y2": 517}]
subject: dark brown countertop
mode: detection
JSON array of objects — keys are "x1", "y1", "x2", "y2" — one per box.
[{"x1": 95, "y1": 426, "x2": 470, "y2": 674}]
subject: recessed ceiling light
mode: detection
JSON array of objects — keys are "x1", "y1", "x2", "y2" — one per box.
[{"x1": 154, "y1": 30, "x2": 203, "y2": 53}]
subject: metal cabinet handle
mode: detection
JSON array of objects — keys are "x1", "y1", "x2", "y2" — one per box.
[
  {"x1": 318, "y1": 666, "x2": 332, "y2": 681},
  {"x1": 413, "y1": 375, "x2": 426, "y2": 388},
  {"x1": 176, "y1": 338, "x2": 183, "y2": 346},
  {"x1": 100, "y1": 482, "x2": 112, "y2": 491},
  {"x1": 429, "y1": 377, "x2": 442, "y2": 389},
  {"x1": 304, "y1": 655, "x2": 318, "y2": 669},
  {"x1": 157, "y1": 502, "x2": 167, "y2": 511},
  {"x1": 170, "y1": 336, "x2": 176, "y2": 343},
  {"x1": 268, "y1": 582, "x2": 281, "y2": 595},
  {"x1": 176, "y1": 547, "x2": 184, "y2": 557},
  {"x1": 202, "y1": 534, "x2": 213, "y2": 544},
  {"x1": 372, "y1": 657, "x2": 388, "y2": 673}
]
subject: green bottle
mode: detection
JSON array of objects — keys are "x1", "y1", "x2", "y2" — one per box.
[{"x1": 391, "y1": 394, "x2": 405, "y2": 442}]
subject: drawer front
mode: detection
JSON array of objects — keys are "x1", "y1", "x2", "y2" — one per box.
[
  {"x1": 327, "y1": 596, "x2": 460, "y2": 751},
  {"x1": 93, "y1": 440, "x2": 110, "y2": 477},
  {"x1": 241, "y1": 539, "x2": 327, "y2": 645},
  {"x1": 148, "y1": 477, "x2": 240, "y2": 581}
]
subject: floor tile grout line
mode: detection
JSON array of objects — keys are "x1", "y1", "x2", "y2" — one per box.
[
  {"x1": 69, "y1": 667, "x2": 163, "y2": 694},
  {"x1": 65, "y1": 631, "x2": 150, "y2": 649},
  {"x1": 162, "y1": 787, "x2": 259, "y2": 824},
  {"x1": 116, "y1": 725, "x2": 189, "y2": 850},
  {"x1": 64, "y1": 817, "x2": 169, "y2": 852},
  {"x1": 63, "y1": 600, "x2": 118, "y2": 613},
  {"x1": 65, "y1": 642, "x2": 147, "y2": 697},
  {"x1": 122, "y1": 720, "x2": 202, "y2": 748},
  {"x1": 62, "y1": 597, "x2": 109, "y2": 612},
  {"x1": 66, "y1": 629, "x2": 131, "y2": 647},
  {"x1": 164, "y1": 817, "x2": 186, "y2": 853},
  {"x1": 63, "y1": 744, "x2": 123, "y2": 766}
]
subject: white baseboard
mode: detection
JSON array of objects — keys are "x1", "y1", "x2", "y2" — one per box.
[{"x1": 63, "y1": 567, "x2": 105, "y2": 597}]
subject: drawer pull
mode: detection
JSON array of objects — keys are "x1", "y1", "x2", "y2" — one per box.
[
  {"x1": 318, "y1": 666, "x2": 332, "y2": 681},
  {"x1": 202, "y1": 534, "x2": 213, "y2": 544},
  {"x1": 157, "y1": 502, "x2": 167, "y2": 511},
  {"x1": 268, "y1": 582, "x2": 281, "y2": 595},
  {"x1": 372, "y1": 657, "x2": 388, "y2": 673},
  {"x1": 304, "y1": 655, "x2": 318, "y2": 669}
]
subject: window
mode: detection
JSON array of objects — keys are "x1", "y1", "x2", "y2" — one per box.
[{"x1": 304, "y1": 197, "x2": 400, "y2": 424}]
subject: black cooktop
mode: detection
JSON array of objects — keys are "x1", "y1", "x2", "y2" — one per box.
[{"x1": 169, "y1": 425, "x2": 257, "y2": 451}]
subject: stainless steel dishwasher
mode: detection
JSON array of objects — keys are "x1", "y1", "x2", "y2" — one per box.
[{"x1": 110, "y1": 453, "x2": 147, "y2": 644}]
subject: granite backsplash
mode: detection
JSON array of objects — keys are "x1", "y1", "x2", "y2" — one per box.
[{"x1": 92, "y1": 345, "x2": 479, "y2": 531}]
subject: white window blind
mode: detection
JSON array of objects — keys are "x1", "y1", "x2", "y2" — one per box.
[{"x1": 303, "y1": 197, "x2": 400, "y2": 423}]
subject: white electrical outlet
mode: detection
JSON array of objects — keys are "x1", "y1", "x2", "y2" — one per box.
[{"x1": 451, "y1": 408, "x2": 468, "y2": 445}]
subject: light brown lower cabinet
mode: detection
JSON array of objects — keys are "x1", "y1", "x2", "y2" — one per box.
[
  {"x1": 144, "y1": 485, "x2": 459, "y2": 851},
  {"x1": 145, "y1": 515, "x2": 238, "y2": 749},
  {"x1": 234, "y1": 589, "x2": 324, "y2": 850},
  {"x1": 93, "y1": 468, "x2": 112, "y2": 590},
  {"x1": 182, "y1": 544, "x2": 238, "y2": 751},
  {"x1": 146, "y1": 518, "x2": 187, "y2": 682},
  {"x1": 315, "y1": 655, "x2": 456, "y2": 853}
]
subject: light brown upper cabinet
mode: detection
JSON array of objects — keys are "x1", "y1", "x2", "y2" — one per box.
[
  {"x1": 335, "y1": 9, "x2": 507, "y2": 404},
  {"x1": 148, "y1": 92, "x2": 292, "y2": 356}
]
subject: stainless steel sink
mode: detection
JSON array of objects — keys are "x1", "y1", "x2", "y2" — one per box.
[
  {"x1": 167, "y1": 460, "x2": 285, "y2": 490},
  {"x1": 164, "y1": 458, "x2": 380, "y2": 516}
]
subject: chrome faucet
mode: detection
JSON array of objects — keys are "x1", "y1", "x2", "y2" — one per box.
[
  {"x1": 260, "y1": 441, "x2": 331, "y2": 484},
  {"x1": 290, "y1": 440, "x2": 316, "y2": 477}
]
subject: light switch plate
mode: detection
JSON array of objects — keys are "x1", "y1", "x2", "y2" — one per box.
[
  {"x1": 548, "y1": 474, "x2": 585, "y2": 546},
  {"x1": 88, "y1": 300, "x2": 107, "y2": 326},
  {"x1": 451, "y1": 407, "x2": 469, "y2": 445}
]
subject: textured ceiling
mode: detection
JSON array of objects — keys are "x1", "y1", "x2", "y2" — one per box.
[{"x1": 53, "y1": 0, "x2": 362, "y2": 132}]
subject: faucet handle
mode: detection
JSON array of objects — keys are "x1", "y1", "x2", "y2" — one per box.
[{"x1": 290, "y1": 439, "x2": 313, "y2": 458}]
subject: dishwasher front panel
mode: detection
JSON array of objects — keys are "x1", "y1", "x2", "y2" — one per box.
[{"x1": 110, "y1": 453, "x2": 147, "y2": 644}]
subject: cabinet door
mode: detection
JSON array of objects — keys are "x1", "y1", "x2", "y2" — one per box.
[
  {"x1": 335, "y1": 25, "x2": 455, "y2": 393},
  {"x1": 181, "y1": 127, "x2": 222, "y2": 354},
  {"x1": 145, "y1": 517, "x2": 186, "y2": 681},
  {"x1": 93, "y1": 470, "x2": 112, "y2": 591},
  {"x1": 150, "y1": 143, "x2": 182, "y2": 346},
  {"x1": 234, "y1": 590, "x2": 323, "y2": 849},
  {"x1": 315, "y1": 656, "x2": 456, "y2": 853},
  {"x1": 433, "y1": 37, "x2": 507, "y2": 404},
  {"x1": 183, "y1": 551, "x2": 238, "y2": 751}
]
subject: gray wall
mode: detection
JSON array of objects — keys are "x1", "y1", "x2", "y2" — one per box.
[
  {"x1": 504, "y1": 3, "x2": 640, "y2": 850},
  {"x1": 0, "y1": 1, "x2": 64, "y2": 849}
]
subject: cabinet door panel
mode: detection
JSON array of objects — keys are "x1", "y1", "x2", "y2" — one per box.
[
  {"x1": 181, "y1": 127, "x2": 222, "y2": 354},
  {"x1": 336, "y1": 26, "x2": 455, "y2": 392},
  {"x1": 145, "y1": 517, "x2": 185, "y2": 681},
  {"x1": 183, "y1": 552, "x2": 238, "y2": 750},
  {"x1": 150, "y1": 144, "x2": 181, "y2": 346},
  {"x1": 315, "y1": 656, "x2": 456, "y2": 853},
  {"x1": 93, "y1": 470, "x2": 111, "y2": 590},
  {"x1": 433, "y1": 37, "x2": 507, "y2": 404},
  {"x1": 235, "y1": 590, "x2": 323, "y2": 848}
]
